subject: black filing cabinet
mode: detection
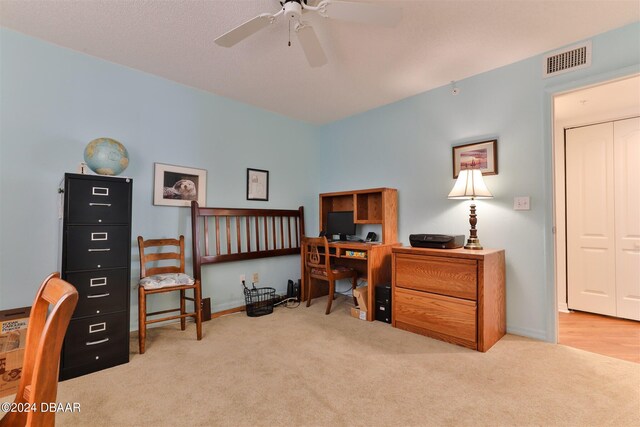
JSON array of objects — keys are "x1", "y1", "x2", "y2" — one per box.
[
  {"x1": 59, "y1": 173, "x2": 132, "y2": 380},
  {"x1": 375, "y1": 283, "x2": 392, "y2": 324}
]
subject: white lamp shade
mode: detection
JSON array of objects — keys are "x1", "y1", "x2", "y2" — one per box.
[{"x1": 448, "y1": 169, "x2": 493, "y2": 199}]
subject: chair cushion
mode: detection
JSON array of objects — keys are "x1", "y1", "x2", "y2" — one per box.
[
  {"x1": 139, "y1": 273, "x2": 195, "y2": 290},
  {"x1": 310, "y1": 267, "x2": 326, "y2": 276},
  {"x1": 310, "y1": 266, "x2": 353, "y2": 277}
]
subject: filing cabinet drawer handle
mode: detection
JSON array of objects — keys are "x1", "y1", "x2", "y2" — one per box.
[
  {"x1": 90, "y1": 277, "x2": 107, "y2": 287},
  {"x1": 89, "y1": 203, "x2": 112, "y2": 207},
  {"x1": 92, "y1": 187, "x2": 109, "y2": 196},
  {"x1": 86, "y1": 338, "x2": 109, "y2": 346},
  {"x1": 89, "y1": 322, "x2": 106, "y2": 333},
  {"x1": 87, "y1": 293, "x2": 110, "y2": 299},
  {"x1": 91, "y1": 232, "x2": 108, "y2": 241},
  {"x1": 88, "y1": 248, "x2": 110, "y2": 252}
]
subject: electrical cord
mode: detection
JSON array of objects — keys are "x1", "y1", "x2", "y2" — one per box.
[
  {"x1": 336, "y1": 278, "x2": 367, "y2": 296},
  {"x1": 274, "y1": 297, "x2": 300, "y2": 308},
  {"x1": 272, "y1": 277, "x2": 367, "y2": 309}
]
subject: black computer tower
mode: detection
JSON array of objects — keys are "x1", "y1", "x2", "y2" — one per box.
[{"x1": 375, "y1": 283, "x2": 392, "y2": 324}]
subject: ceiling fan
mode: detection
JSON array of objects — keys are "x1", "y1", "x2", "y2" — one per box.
[{"x1": 214, "y1": 0, "x2": 402, "y2": 67}]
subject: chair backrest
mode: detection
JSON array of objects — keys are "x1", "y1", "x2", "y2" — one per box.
[
  {"x1": 138, "y1": 236, "x2": 186, "y2": 278},
  {"x1": 302, "y1": 236, "x2": 334, "y2": 280},
  {"x1": 1, "y1": 272, "x2": 78, "y2": 427}
]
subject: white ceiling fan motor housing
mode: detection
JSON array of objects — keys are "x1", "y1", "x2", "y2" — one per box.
[{"x1": 283, "y1": 1, "x2": 302, "y2": 20}]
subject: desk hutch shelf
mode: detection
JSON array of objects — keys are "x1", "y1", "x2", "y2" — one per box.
[{"x1": 319, "y1": 187, "x2": 397, "y2": 244}]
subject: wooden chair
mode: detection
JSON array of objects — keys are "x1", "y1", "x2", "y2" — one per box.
[
  {"x1": 0, "y1": 273, "x2": 78, "y2": 427},
  {"x1": 303, "y1": 237, "x2": 358, "y2": 314},
  {"x1": 137, "y1": 236, "x2": 202, "y2": 354}
]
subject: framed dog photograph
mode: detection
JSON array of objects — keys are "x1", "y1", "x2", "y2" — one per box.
[
  {"x1": 246, "y1": 168, "x2": 269, "y2": 201},
  {"x1": 154, "y1": 163, "x2": 207, "y2": 207},
  {"x1": 452, "y1": 139, "x2": 498, "y2": 178}
]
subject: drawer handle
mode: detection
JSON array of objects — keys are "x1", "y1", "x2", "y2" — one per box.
[
  {"x1": 89, "y1": 203, "x2": 112, "y2": 207},
  {"x1": 88, "y1": 248, "x2": 110, "y2": 252},
  {"x1": 91, "y1": 232, "x2": 108, "y2": 241},
  {"x1": 87, "y1": 293, "x2": 110, "y2": 299},
  {"x1": 92, "y1": 187, "x2": 109, "y2": 196},
  {"x1": 86, "y1": 338, "x2": 109, "y2": 346},
  {"x1": 90, "y1": 277, "x2": 107, "y2": 287},
  {"x1": 89, "y1": 322, "x2": 106, "y2": 333}
]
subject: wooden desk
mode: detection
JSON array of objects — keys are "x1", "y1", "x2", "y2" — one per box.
[
  {"x1": 303, "y1": 241, "x2": 399, "y2": 321},
  {"x1": 306, "y1": 187, "x2": 399, "y2": 321}
]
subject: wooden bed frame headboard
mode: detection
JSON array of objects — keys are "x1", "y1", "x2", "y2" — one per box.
[{"x1": 190, "y1": 201, "x2": 305, "y2": 281}]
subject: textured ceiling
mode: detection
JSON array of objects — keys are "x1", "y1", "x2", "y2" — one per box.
[{"x1": 1, "y1": 0, "x2": 638, "y2": 124}]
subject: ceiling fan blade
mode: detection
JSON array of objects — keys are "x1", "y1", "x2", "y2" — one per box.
[
  {"x1": 322, "y1": 1, "x2": 402, "y2": 27},
  {"x1": 296, "y1": 24, "x2": 328, "y2": 68},
  {"x1": 215, "y1": 13, "x2": 274, "y2": 47}
]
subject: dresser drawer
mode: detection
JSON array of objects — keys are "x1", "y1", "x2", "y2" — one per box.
[
  {"x1": 65, "y1": 226, "x2": 129, "y2": 271},
  {"x1": 394, "y1": 287, "x2": 476, "y2": 345},
  {"x1": 66, "y1": 177, "x2": 131, "y2": 224},
  {"x1": 395, "y1": 254, "x2": 477, "y2": 300},
  {"x1": 65, "y1": 269, "x2": 128, "y2": 318},
  {"x1": 63, "y1": 312, "x2": 128, "y2": 369}
]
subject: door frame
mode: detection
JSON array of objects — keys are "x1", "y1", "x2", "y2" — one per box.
[{"x1": 546, "y1": 68, "x2": 640, "y2": 343}]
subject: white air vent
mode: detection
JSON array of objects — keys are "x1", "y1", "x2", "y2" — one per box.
[{"x1": 543, "y1": 41, "x2": 591, "y2": 78}]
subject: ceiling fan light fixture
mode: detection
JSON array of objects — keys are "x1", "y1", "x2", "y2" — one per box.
[
  {"x1": 216, "y1": 0, "x2": 402, "y2": 67},
  {"x1": 283, "y1": 1, "x2": 303, "y2": 20}
]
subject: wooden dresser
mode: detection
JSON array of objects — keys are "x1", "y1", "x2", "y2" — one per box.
[
  {"x1": 391, "y1": 246, "x2": 505, "y2": 352},
  {"x1": 59, "y1": 173, "x2": 132, "y2": 380}
]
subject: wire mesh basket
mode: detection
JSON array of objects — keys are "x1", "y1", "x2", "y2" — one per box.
[{"x1": 243, "y1": 285, "x2": 276, "y2": 317}]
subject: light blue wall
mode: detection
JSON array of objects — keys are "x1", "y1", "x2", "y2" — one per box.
[
  {"x1": 1, "y1": 23, "x2": 638, "y2": 340},
  {"x1": 0, "y1": 29, "x2": 319, "y2": 326},
  {"x1": 318, "y1": 22, "x2": 640, "y2": 340}
]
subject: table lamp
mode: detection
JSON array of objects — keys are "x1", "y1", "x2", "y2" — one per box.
[{"x1": 448, "y1": 169, "x2": 493, "y2": 250}]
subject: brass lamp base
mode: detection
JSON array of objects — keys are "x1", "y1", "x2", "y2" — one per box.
[
  {"x1": 464, "y1": 237, "x2": 483, "y2": 250},
  {"x1": 465, "y1": 202, "x2": 484, "y2": 250}
]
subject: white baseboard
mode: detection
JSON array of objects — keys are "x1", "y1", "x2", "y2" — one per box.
[
  {"x1": 557, "y1": 302, "x2": 569, "y2": 313},
  {"x1": 506, "y1": 325, "x2": 548, "y2": 341}
]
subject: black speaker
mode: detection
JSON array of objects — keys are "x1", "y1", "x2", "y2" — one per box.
[
  {"x1": 200, "y1": 297, "x2": 212, "y2": 322},
  {"x1": 287, "y1": 279, "x2": 300, "y2": 301}
]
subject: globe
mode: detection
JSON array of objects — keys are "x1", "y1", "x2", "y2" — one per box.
[{"x1": 84, "y1": 138, "x2": 129, "y2": 176}]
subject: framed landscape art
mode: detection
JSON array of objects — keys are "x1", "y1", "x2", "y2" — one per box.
[{"x1": 452, "y1": 139, "x2": 498, "y2": 178}]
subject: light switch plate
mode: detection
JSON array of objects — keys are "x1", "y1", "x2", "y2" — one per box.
[
  {"x1": 252, "y1": 272, "x2": 259, "y2": 283},
  {"x1": 514, "y1": 196, "x2": 531, "y2": 210}
]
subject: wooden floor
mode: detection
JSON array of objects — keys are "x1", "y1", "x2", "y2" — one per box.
[{"x1": 558, "y1": 310, "x2": 640, "y2": 363}]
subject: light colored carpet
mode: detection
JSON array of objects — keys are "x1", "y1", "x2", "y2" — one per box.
[{"x1": 4, "y1": 296, "x2": 640, "y2": 426}]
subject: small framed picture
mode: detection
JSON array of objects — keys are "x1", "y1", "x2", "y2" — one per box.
[
  {"x1": 154, "y1": 163, "x2": 207, "y2": 207},
  {"x1": 247, "y1": 168, "x2": 269, "y2": 201},
  {"x1": 452, "y1": 139, "x2": 498, "y2": 178}
]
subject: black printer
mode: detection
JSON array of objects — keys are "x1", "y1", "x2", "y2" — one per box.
[{"x1": 409, "y1": 234, "x2": 464, "y2": 249}]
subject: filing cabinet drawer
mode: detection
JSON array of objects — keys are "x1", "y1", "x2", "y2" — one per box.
[
  {"x1": 63, "y1": 311, "x2": 128, "y2": 369},
  {"x1": 65, "y1": 269, "x2": 128, "y2": 318},
  {"x1": 65, "y1": 226, "x2": 129, "y2": 271},
  {"x1": 395, "y1": 254, "x2": 477, "y2": 300},
  {"x1": 66, "y1": 177, "x2": 131, "y2": 224},
  {"x1": 394, "y1": 287, "x2": 477, "y2": 346}
]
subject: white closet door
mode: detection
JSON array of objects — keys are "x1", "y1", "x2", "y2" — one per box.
[
  {"x1": 566, "y1": 122, "x2": 616, "y2": 316},
  {"x1": 614, "y1": 117, "x2": 640, "y2": 321}
]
